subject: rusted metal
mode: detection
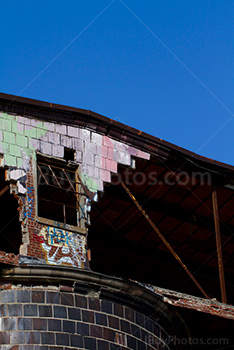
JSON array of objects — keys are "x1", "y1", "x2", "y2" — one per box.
[
  {"x1": 37, "y1": 159, "x2": 89, "y2": 225},
  {"x1": 62, "y1": 168, "x2": 75, "y2": 192},
  {"x1": 75, "y1": 168, "x2": 80, "y2": 212},
  {"x1": 48, "y1": 165, "x2": 61, "y2": 188},
  {"x1": 37, "y1": 182, "x2": 84, "y2": 196},
  {"x1": 87, "y1": 249, "x2": 91, "y2": 261},
  {"x1": 37, "y1": 162, "x2": 86, "y2": 196},
  {"x1": 37, "y1": 163, "x2": 49, "y2": 185},
  {"x1": 76, "y1": 172, "x2": 93, "y2": 200},
  {"x1": 121, "y1": 180, "x2": 210, "y2": 299},
  {"x1": 63, "y1": 204, "x2": 66, "y2": 225},
  {"x1": 36, "y1": 197, "x2": 77, "y2": 209},
  {"x1": 0, "y1": 185, "x2": 9, "y2": 197},
  {"x1": 212, "y1": 188, "x2": 227, "y2": 304}
]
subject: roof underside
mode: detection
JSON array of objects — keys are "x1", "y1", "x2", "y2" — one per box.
[
  {"x1": 88, "y1": 156, "x2": 234, "y2": 346},
  {"x1": 88, "y1": 156, "x2": 234, "y2": 303}
]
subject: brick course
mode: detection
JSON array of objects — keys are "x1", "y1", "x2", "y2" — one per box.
[{"x1": 0, "y1": 287, "x2": 173, "y2": 349}]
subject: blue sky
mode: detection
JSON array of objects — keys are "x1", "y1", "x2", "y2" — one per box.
[{"x1": 1, "y1": 1, "x2": 234, "y2": 164}]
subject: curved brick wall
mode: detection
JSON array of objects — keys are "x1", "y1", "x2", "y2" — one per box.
[
  {"x1": 0, "y1": 287, "x2": 178, "y2": 350},
  {"x1": 0, "y1": 267, "x2": 190, "y2": 350}
]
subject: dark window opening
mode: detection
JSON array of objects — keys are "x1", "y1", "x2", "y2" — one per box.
[
  {"x1": 64, "y1": 148, "x2": 75, "y2": 162},
  {"x1": 37, "y1": 155, "x2": 86, "y2": 226},
  {"x1": 0, "y1": 168, "x2": 22, "y2": 254}
]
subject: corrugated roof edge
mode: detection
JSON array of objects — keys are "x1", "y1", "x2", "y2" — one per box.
[{"x1": 1, "y1": 91, "x2": 234, "y2": 174}]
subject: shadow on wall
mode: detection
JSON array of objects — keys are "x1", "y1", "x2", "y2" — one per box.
[{"x1": 0, "y1": 168, "x2": 22, "y2": 254}]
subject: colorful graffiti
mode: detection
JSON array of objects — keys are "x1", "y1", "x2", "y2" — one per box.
[
  {"x1": 36, "y1": 226, "x2": 86, "y2": 268},
  {"x1": 27, "y1": 186, "x2": 34, "y2": 219}
]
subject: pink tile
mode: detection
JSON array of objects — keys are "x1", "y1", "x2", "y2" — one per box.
[
  {"x1": 103, "y1": 136, "x2": 114, "y2": 148},
  {"x1": 105, "y1": 159, "x2": 117, "y2": 173},
  {"x1": 100, "y1": 169, "x2": 111, "y2": 182}
]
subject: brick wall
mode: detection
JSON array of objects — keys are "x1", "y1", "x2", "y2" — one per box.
[
  {"x1": 0, "y1": 286, "x2": 174, "y2": 350},
  {"x1": 0, "y1": 112, "x2": 150, "y2": 269}
]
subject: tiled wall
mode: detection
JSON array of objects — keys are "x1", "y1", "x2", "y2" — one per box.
[
  {"x1": 0, "y1": 112, "x2": 150, "y2": 268},
  {"x1": 0, "y1": 113, "x2": 150, "y2": 195},
  {"x1": 0, "y1": 287, "x2": 172, "y2": 350}
]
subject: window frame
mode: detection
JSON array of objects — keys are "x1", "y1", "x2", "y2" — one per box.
[{"x1": 35, "y1": 154, "x2": 88, "y2": 234}]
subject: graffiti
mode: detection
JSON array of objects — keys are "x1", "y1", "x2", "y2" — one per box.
[
  {"x1": 79, "y1": 204, "x2": 86, "y2": 221},
  {"x1": 77, "y1": 199, "x2": 91, "y2": 227},
  {"x1": 35, "y1": 226, "x2": 86, "y2": 268},
  {"x1": 26, "y1": 186, "x2": 34, "y2": 219},
  {"x1": 40, "y1": 226, "x2": 81, "y2": 247},
  {"x1": 33, "y1": 229, "x2": 44, "y2": 243}
]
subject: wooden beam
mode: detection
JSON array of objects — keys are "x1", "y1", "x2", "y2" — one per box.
[{"x1": 212, "y1": 188, "x2": 227, "y2": 304}]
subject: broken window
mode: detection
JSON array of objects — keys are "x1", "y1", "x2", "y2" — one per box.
[
  {"x1": 0, "y1": 168, "x2": 22, "y2": 254},
  {"x1": 37, "y1": 154, "x2": 89, "y2": 227}
]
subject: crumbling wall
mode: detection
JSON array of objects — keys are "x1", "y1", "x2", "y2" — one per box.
[{"x1": 0, "y1": 113, "x2": 150, "y2": 268}]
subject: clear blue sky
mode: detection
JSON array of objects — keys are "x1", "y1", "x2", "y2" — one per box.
[{"x1": 1, "y1": 1, "x2": 234, "y2": 164}]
